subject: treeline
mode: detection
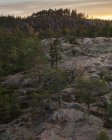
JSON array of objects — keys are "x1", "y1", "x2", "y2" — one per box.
[{"x1": 0, "y1": 9, "x2": 112, "y2": 38}]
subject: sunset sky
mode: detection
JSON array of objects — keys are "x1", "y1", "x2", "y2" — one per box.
[{"x1": 0, "y1": 0, "x2": 112, "y2": 19}]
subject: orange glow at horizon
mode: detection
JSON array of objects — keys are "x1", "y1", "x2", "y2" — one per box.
[
  {"x1": 93, "y1": 15, "x2": 112, "y2": 20},
  {"x1": 0, "y1": 0, "x2": 112, "y2": 20}
]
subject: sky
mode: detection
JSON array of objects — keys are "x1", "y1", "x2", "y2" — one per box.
[{"x1": 0, "y1": 0, "x2": 112, "y2": 19}]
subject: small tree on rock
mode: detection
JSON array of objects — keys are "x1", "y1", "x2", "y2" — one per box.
[{"x1": 75, "y1": 77, "x2": 107, "y2": 110}]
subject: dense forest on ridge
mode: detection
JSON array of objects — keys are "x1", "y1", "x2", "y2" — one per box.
[{"x1": 0, "y1": 9, "x2": 112, "y2": 38}]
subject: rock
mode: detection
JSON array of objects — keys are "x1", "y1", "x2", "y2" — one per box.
[
  {"x1": 109, "y1": 82, "x2": 112, "y2": 90},
  {"x1": 52, "y1": 108, "x2": 84, "y2": 122},
  {"x1": 2, "y1": 73, "x2": 24, "y2": 88},
  {"x1": 95, "y1": 37, "x2": 105, "y2": 43},
  {"x1": 21, "y1": 78, "x2": 41, "y2": 88},
  {"x1": 87, "y1": 67, "x2": 97, "y2": 73},
  {"x1": 61, "y1": 43, "x2": 72, "y2": 51},
  {"x1": 82, "y1": 38, "x2": 94, "y2": 45},
  {"x1": 40, "y1": 106, "x2": 104, "y2": 140},
  {"x1": 89, "y1": 73, "x2": 100, "y2": 79},
  {"x1": 62, "y1": 88, "x2": 75, "y2": 94},
  {"x1": 62, "y1": 102, "x2": 87, "y2": 112},
  {"x1": 99, "y1": 93, "x2": 112, "y2": 107},
  {"x1": 42, "y1": 38, "x2": 56, "y2": 46},
  {"x1": 102, "y1": 64, "x2": 112, "y2": 71}
]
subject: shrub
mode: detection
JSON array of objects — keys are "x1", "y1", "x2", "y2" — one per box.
[
  {"x1": 30, "y1": 89, "x2": 52, "y2": 121},
  {"x1": 75, "y1": 77, "x2": 108, "y2": 110},
  {"x1": 96, "y1": 130, "x2": 109, "y2": 140},
  {"x1": 0, "y1": 87, "x2": 20, "y2": 123},
  {"x1": 99, "y1": 70, "x2": 112, "y2": 82},
  {"x1": 106, "y1": 95, "x2": 112, "y2": 119}
]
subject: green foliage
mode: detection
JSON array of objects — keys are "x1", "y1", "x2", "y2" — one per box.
[
  {"x1": 43, "y1": 68, "x2": 67, "y2": 92},
  {"x1": 99, "y1": 70, "x2": 112, "y2": 82},
  {"x1": 32, "y1": 88, "x2": 51, "y2": 99},
  {"x1": 38, "y1": 28, "x2": 55, "y2": 39},
  {"x1": 75, "y1": 77, "x2": 108, "y2": 109},
  {"x1": 0, "y1": 87, "x2": 19, "y2": 123},
  {"x1": 107, "y1": 95, "x2": 112, "y2": 119},
  {"x1": 0, "y1": 33, "x2": 44, "y2": 76},
  {"x1": 96, "y1": 130, "x2": 109, "y2": 140},
  {"x1": 31, "y1": 89, "x2": 51, "y2": 108},
  {"x1": 42, "y1": 68, "x2": 68, "y2": 107},
  {"x1": 31, "y1": 89, "x2": 52, "y2": 119}
]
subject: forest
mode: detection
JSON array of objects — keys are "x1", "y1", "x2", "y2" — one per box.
[{"x1": 0, "y1": 9, "x2": 112, "y2": 38}]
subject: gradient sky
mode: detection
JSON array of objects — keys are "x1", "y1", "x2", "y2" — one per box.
[{"x1": 0, "y1": 0, "x2": 112, "y2": 19}]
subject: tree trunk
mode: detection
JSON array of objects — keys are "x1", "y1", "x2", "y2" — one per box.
[{"x1": 57, "y1": 91, "x2": 61, "y2": 108}]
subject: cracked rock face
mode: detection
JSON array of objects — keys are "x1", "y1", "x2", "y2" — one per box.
[
  {"x1": 39, "y1": 107, "x2": 107, "y2": 140},
  {"x1": 1, "y1": 104, "x2": 112, "y2": 140}
]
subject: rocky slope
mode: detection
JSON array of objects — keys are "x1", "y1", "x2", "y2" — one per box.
[{"x1": 0, "y1": 37, "x2": 112, "y2": 140}]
